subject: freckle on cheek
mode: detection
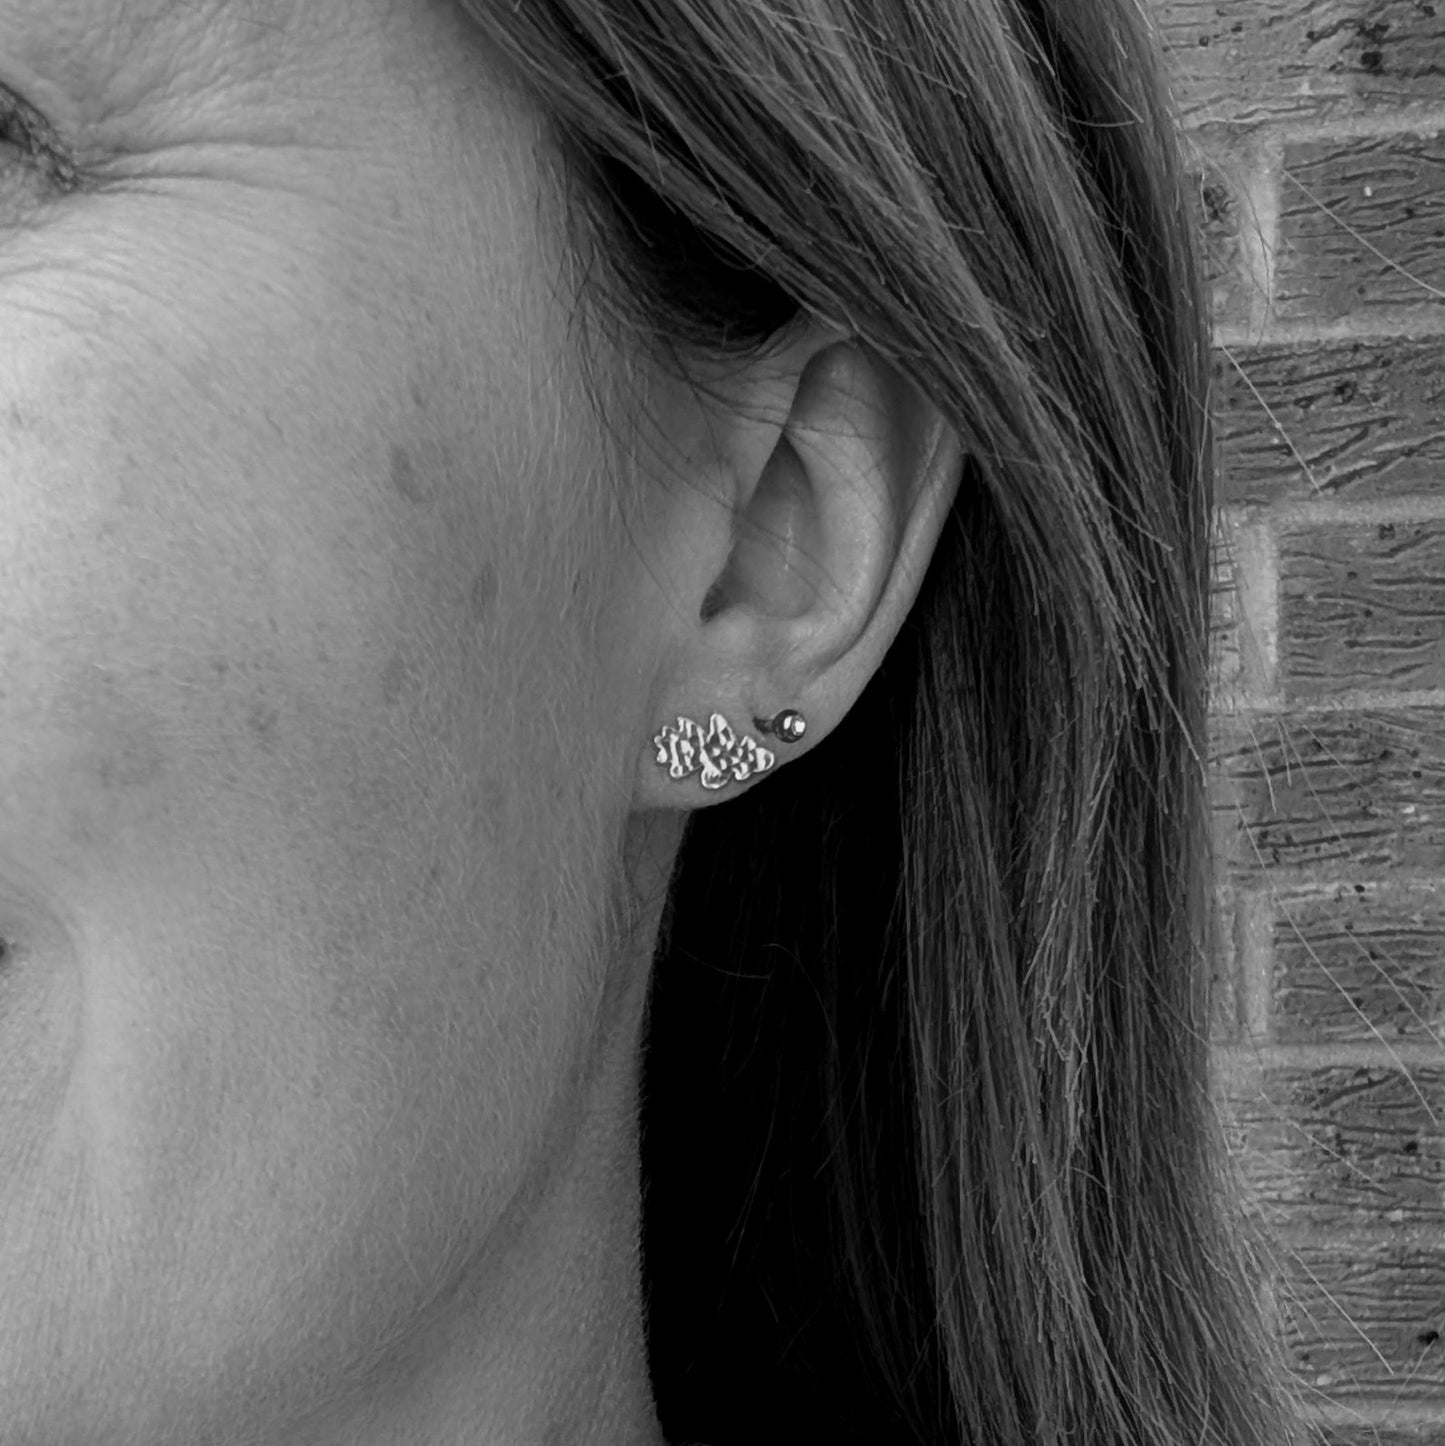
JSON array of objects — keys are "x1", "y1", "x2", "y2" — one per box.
[
  {"x1": 389, "y1": 443, "x2": 433, "y2": 506},
  {"x1": 246, "y1": 701, "x2": 280, "y2": 747},
  {"x1": 469, "y1": 564, "x2": 499, "y2": 623},
  {"x1": 97, "y1": 740, "x2": 165, "y2": 790}
]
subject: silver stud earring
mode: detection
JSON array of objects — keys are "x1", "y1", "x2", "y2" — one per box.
[
  {"x1": 754, "y1": 708, "x2": 807, "y2": 745},
  {"x1": 652, "y1": 708, "x2": 807, "y2": 791}
]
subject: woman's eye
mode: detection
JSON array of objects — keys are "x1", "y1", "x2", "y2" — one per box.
[{"x1": 0, "y1": 87, "x2": 79, "y2": 191}]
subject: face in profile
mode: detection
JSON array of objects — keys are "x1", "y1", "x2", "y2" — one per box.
[{"x1": 0, "y1": 2, "x2": 680, "y2": 1440}]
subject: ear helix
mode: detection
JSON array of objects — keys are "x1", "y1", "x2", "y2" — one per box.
[{"x1": 651, "y1": 709, "x2": 807, "y2": 791}]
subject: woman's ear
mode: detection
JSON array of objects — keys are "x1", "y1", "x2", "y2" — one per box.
[{"x1": 633, "y1": 324, "x2": 964, "y2": 810}]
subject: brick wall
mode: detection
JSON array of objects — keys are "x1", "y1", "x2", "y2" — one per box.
[{"x1": 1160, "y1": 1, "x2": 1445, "y2": 1440}]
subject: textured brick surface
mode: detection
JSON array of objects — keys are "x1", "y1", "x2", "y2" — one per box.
[
  {"x1": 1281, "y1": 520, "x2": 1445, "y2": 698},
  {"x1": 1271, "y1": 883, "x2": 1445, "y2": 1045},
  {"x1": 1214, "y1": 338, "x2": 1445, "y2": 509},
  {"x1": 1188, "y1": 132, "x2": 1261, "y2": 330},
  {"x1": 1318, "y1": 1431, "x2": 1445, "y2": 1446},
  {"x1": 1160, "y1": 0, "x2": 1445, "y2": 1431},
  {"x1": 1161, "y1": 0, "x2": 1445, "y2": 123},
  {"x1": 1210, "y1": 521, "x2": 1245, "y2": 696},
  {"x1": 1211, "y1": 708, "x2": 1445, "y2": 875},
  {"x1": 1208, "y1": 887, "x2": 1243, "y2": 1044},
  {"x1": 1275, "y1": 1231, "x2": 1445, "y2": 1401},
  {"x1": 1224, "y1": 1064, "x2": 1445, "y2": 1229},
  {"x1": 1274, "y1": 132, "x2": 1445, "y2": 326}
]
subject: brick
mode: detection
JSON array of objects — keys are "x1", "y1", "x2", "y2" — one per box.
[
  {"x1": 1210, "y1": 886, "x2": 1242, "y2": 1044},
  {"x1": 1159, "y1": 2, "x2": 1280, "y2": 77},
  {"x1": 1210, "y1": 707, "x2": 1445, "y2": 875},
  {"x1": 1159, "y1": 1, "x2": 1322, "y2": 125},
  {"x1": 1318, "y1": 1424, "x2": 1445, "y2": 1444},
  {"x1": 1187, "y1": 131, "x2": 1259, "y2": 329},
  {"x1": 1281, "y1": 518, "x2": 1445, "y2": 699},
  {"x1": 1215, "y1": 512, "x2": 1278, "y2": 700},
  {"x1": 1213, "y1": 338, "x2": 1445, "y2": 508},
  {"x1": 1223, "y1": 1063, "x2": 1445, "y2": 1228},
  {"x1": 1272, "y1": 883, "x2": 1445, "y2": 1045},
  {"x1": 1209, "y1": 520, "x2": 1244, "y2": 699},
  {"x1": 1161, "y1": 0, "x2": 1445, "y2": 123},
  {"x1": 1274, "y1": 132, "x2": 1445, "y2": 326},
  {"x1": 1274, "y1": 1230, "x2": 1445, "y2": 1401}
]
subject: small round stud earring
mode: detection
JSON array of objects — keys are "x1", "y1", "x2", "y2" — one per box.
[{"x1": 754, "y1": 708, "x2": 807, "y2": 744}]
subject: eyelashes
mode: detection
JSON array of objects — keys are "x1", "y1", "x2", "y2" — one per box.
[{"x1": 0, "y1": 84, "x2": 80, "y2": 192}]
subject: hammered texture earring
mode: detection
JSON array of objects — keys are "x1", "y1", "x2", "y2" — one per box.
[{"x1": 652, "y1": 708, "x2": 807, "y2": 791}]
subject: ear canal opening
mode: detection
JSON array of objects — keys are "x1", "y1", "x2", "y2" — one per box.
[{"x1": 698, "y1": 574, "x2": 731, "y2": 623}]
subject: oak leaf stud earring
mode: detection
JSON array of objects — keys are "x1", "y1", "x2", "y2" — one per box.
[{"x1": 652, "y1": 708, "x2": 807, "y2": 791}]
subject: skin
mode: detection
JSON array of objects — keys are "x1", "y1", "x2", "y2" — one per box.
[{"x1": 0, "y1": 1, "x2": 963, "y2": 1442}]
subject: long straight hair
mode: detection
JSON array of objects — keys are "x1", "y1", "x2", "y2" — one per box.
[{"x1": 463, "y1": 2, "x2": 1310, "y2": 1441}]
